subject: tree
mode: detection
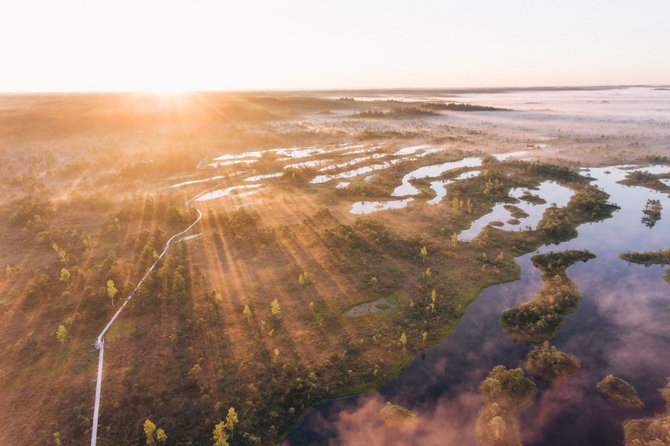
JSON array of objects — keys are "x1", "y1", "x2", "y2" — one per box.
[
  {"x1": 430, "y1": 289, "x2": 436, "y2": 314},
  {"x1": 107, "y1": 280, "x2": 118, "y2": 306},
  {"x1": 173, "y1": 272, "x2": 186, "y2": 292},
  {"x1": 51, "y1": 242, "x2": 67, "y2": 265},
  {"x1": 143, "y1": 419, "x2": 156, "y2": 445},
  {"x1": 400, "y1": 332, "x2": 407, "y2": 348},
  {"x1": 298, "y1": 273, "x2": 305, "y2": 286},
  {"x1": 60, "y1": 268, "x2": 70, "y2": 284},
  {"x1": 156, "y1": 428, "x2": 167, "y2": 444},
  {"x1": 488, "y1": 415, "x2": 506, "y2": 440},
  {"x1": 420, "y1": 246, "x2": 427, "y2": 264},
  {"x1": 225, "y1": 407, "x2": 238, "y2": 433},
  {"x1": 56, "y1": 325, "x2": 67, "y2": 344},
  {"x1": 243, "y1": 304, "x2": 252, "y2": 317},
  {"x1": 423, "y1": 267, "x2": 431, "y2": 283},
  {"x1": 271, "y1": 298, "x2": 281, "y2": 317},
  {"x1": 212, "y1": 421, "x2": 229, "y2": 446}
]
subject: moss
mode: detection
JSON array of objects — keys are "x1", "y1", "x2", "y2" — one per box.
[
  {"x1": 526, "y1": 342, "x2": 580, "y2": 385},
  {"x1": 597, "y1": 375, "x2": 644, "y2": 410}
]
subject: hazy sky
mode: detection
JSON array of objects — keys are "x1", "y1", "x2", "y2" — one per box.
[{"x1": 2, "y1": 0, "x2": 669, "y2": 92}]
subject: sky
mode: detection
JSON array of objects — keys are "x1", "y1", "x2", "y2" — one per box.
[{"x1": 1, "y1": 0, "x2": 669, "y2": 92}]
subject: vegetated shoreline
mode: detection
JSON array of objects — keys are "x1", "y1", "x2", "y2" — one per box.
[
  {"x1": 352, "y1": 103, "x2": 511, "y2": 119},
  {"x1": 499, "y1": 249, "x2": 597, "y2": 344},
  {"x1": 476, "y1": 365, "x2": 536, "y2": 446},
  {"x1": 283, "y1": 171, "x2": 618, "y2": 441},
  {"x1": 619, "y1": 248, "x2": 670, "y2": 265},
  {"x1": 619, "y1": 169, "x2": 670, "y2": 195},
  {"x1": 597, "y1": 375, "x2": 644, "y2": 410},
  {"x1": 526, "y1": 342, "x2": 580, "y2": 385},
  {"x1": 623, "y1": 379, "x2": 670, "y2": 444}
]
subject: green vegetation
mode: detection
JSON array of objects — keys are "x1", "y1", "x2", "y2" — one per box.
[
  {"x1": 518, "y1": 192, "x2": 545, "y2": 204},
  {"x1": 526, "y1": 342, "x2": 580, "y2": 385},
  {"x1": 379, "y1": 402, "x2": 418, "y2": 431},
  {"x1": 500, "y1": 250, "x2": 596, "y2": 343},
  {"x1": 624, "y1": 379, "x2": 670, "y2": 445},
  {"x1": 476, "y1": 365, "x2": 536, "y2": 446},
  {"x1": 503, "y1": 205, "x2": 529, "y2": 219},
  {"x1": 420, "y1": 102, "x2": 511, "y2": 112},
  {"x1": 641, "y1": 199, "x2": 662, "y2": 228},
  {"x1": 143, "y1": 419, "x2": 167, "y2": 445},
  {"x1": 597, "y1": 375, "x2": 644, "y2": 410},
  {"x1": 353, "y1": 107, "x2": 437, "y2": 118},
  {"x1": 620, "y1": 248, "x2": 670, "y2": 265},
  {"x1": 353, "y1": 102, "x2": 510, "y2": 119},
  {"x1": 620, "y1": 170, "x2": 670, "y2": 194}
]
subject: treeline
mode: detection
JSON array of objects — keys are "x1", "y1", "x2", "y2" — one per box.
[
  {"x1": 420, "y1": 102, "x2": 511, "y2": 112},
  {"x1": 353, "y1": 107, "x2": 437, "y2": 118}
]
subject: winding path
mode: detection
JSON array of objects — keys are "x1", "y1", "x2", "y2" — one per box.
[{"x1": 89, "y1": 171, "x2": 222, "y2": 445}]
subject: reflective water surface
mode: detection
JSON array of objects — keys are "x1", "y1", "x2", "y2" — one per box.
[{"x1": 283, "y1": 166, "x2": 670, "y2": 446}]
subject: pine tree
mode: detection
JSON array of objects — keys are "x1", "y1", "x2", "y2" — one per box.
[
  {"x1": 400, "y1": 332, "x2": 407, "y2": 348},
  {"x1": 212, "y1": 421, "x2": 229, "y2": 446},
  {"x1": 271, "y1": 298, "x2": 281, "y2": 317},
  {"x1": 420, "y1": 246, "x2": 427, "y2": 264},
  {"x1": 107, "y1": 279, "x2": 118, "y2": 306},
  {"x1": 56, "y1": 325, "x2": 67, "y2": 344},
  {"x1": 59, "y1": 268, "x2": 70, "y2": 284},
  {"x1": 144, "y1": 419, "x2": 157, "y2": 445},
  {"x1": 243, "y1": 304, "x2": 252, "y2": 317},
  {"x1": 225, "y1": 407, "x2": 238, "y2": 433}
]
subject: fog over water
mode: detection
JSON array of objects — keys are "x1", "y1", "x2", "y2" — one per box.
[{"x1": 283, "y1": 88, "x2": 670, "y2": 446}]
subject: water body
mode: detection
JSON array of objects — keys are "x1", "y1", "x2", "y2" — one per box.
[
  {"x1": 195, "y1": 184, "x2": 262, "y2": 201},
  {"x1": 283, "y1": 166, "x2": 670, "y2": 446},
  {"x1": 311, "y1": 159, "x2": 407, "y2": 184},
  {"x1": 350, "y1": 198, "x2": 414, "y2": 215},
  {"x1": 459, "y1": 181, "x2": 575, "y2": 241},
  {"x1": 427, "y1": 171, "x2": 483, "y2": 206},
  {"x1": 392, "y1": 157, "x2": 482, "y2": 196},
  {"x1": 167, "y1": 175, "x2": 224, "y2": 188}
]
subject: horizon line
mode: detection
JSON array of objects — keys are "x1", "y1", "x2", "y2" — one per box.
[{"x1": 1, "y1": 83, "x2": 669, "y2": 96}]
